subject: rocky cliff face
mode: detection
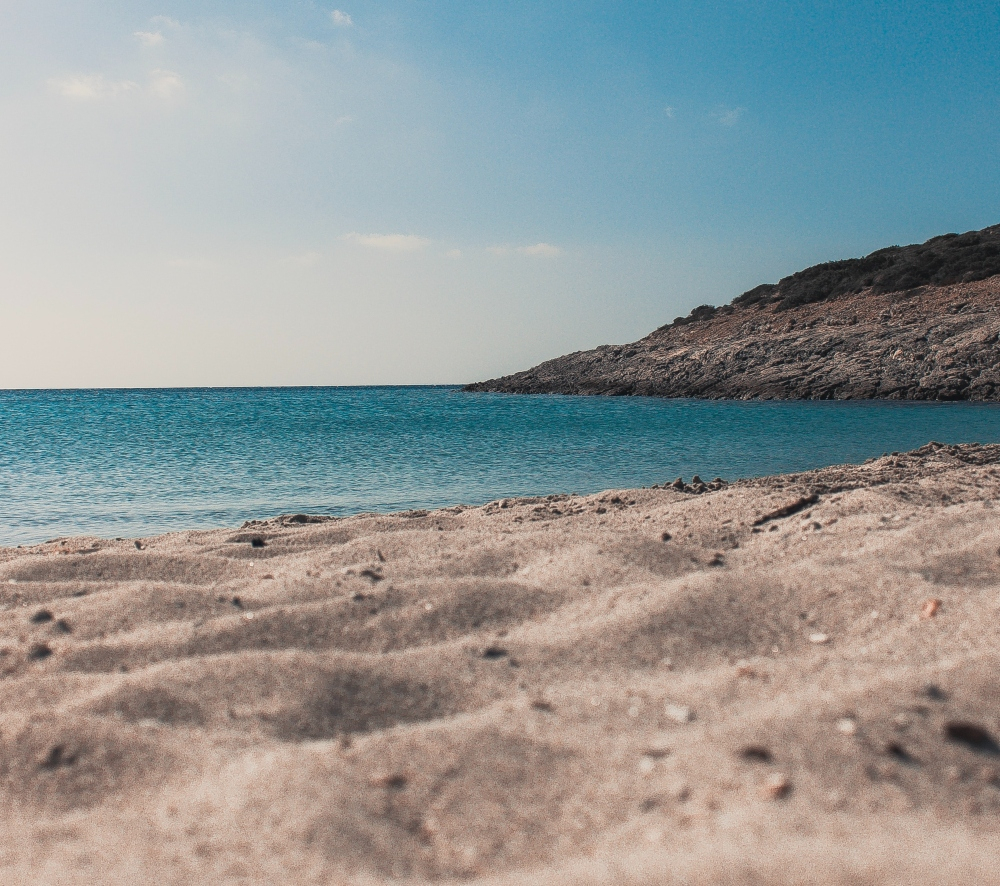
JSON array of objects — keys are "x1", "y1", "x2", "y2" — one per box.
[{"x1": 466, "y1": 227, "x2": 1000, "y2": 401}]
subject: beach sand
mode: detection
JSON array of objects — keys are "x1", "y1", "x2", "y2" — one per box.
[{"x1": 1, "y1": 442, "x2": 999, "y2": 884}]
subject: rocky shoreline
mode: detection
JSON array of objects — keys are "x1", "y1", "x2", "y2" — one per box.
[{"x1": 466, "y1": 226, "x2": 1000, "y2": 400}]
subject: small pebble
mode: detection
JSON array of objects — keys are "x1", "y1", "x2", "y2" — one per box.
[
  {"x1": 740, "y1": 745, "x2": 773, "y2": 763},
  {"x1": 30, "y1": 610, "x2": 54, "y2": 624},
  {"x1": 28, "y1": 643, "x2": 53, "y2": 661},
  {"x1": 809, "y1": 632, "x2": 829, "y2": 645},
  {"x1": 665, "y1": 704, "x2": 694, "y2": 724},
  {"x1": 836, "y1": 718, "x2": 858, "y2": 735},
  {"x1": 643, "y1": 734, "x2": 672, "y2": 758},
  {"x1": 921, "y1": 598, "x2": 942, "y2": 619},
  {"x1": 763, "y1": 773, "x2": 791, "y2": 799},
  {"x1": 945, "y1": 722, "x2": 1000, "y2": 752}
]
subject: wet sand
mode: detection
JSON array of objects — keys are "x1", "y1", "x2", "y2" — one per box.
[{"x1": 1, "y1": 442, "x2": 999, "y2": 884}]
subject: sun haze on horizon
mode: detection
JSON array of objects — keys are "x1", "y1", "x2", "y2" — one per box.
[{"x1": 1, "y1": 1, "x2": 999, "y2": 388}]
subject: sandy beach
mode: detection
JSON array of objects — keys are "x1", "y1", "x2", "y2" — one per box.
[{"x1": 2, "y1": 441, "x2": 1000, "y2": 884}]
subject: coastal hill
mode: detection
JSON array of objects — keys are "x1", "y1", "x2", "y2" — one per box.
[{"x1": 465, "y1": 226, "x2": 1000, "y2": 400}]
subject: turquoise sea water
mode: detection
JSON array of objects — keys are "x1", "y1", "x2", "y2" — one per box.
[{"x1": 1, "y1": 386, "x2": 999, "y2": 546}]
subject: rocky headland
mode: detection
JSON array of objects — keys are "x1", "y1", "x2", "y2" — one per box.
[{"x1": 466, "y1": 226, "x2": 1000, "y2": 400}]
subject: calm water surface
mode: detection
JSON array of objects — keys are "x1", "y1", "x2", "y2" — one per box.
[{"x1": 2, "y1": 386, "x2": 999, "y2": 546}]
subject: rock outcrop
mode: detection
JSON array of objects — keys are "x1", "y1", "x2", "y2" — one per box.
[{"x1": 465, "y1": 226, "x2": 1000, "y2": 400}]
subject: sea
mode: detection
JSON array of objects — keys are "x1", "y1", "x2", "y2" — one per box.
[{"x1": 2, "y1": 386, "x2": 999, "y2": 547}]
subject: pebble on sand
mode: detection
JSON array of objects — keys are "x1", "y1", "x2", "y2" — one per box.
[
  {"x1": 836, "y1": 718, "x2": 858, "y2": 735},
  {"x1": 762, "y1": 773, "x2": 791, "y2": 799},
  {"x1": 921, "y1": 598, "x2": 942, "y2": 619},
  {"x1": 665, "y1": 704, "x2": 694, "y2": 724},
  {"x1": 809, "y1": 632, "x2": 829, "y2": 644}
]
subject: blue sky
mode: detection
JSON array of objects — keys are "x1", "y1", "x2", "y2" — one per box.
[{"x1": 1, "y1": 1, "x2": 998, "y2": 386}]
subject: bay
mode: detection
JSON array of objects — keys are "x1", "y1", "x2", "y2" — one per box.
[{"x1": 1, "y1": 386, "x2": 999, "y2": 546}]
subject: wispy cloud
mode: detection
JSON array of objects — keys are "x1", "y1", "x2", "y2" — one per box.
[
  {"x1": 714, "y1": 106, "x2": 745, "y2": 127},
  {"x1": 331, "y1": 10, "x2": 353, "y2": 27},
  {"x1": 489, "y1": 242, "x2": 562, "y2": 257},
  {"x1": 50, "y1": 70, "x2": 184, "y2": 102},
  {"x1": 49, "y1": 74, "x2": 139, "y2": 100},
  {"x1": 149, "y1": 70, "x2": 183, "y2": 99},
  {"x1": 344, "y1": 233, "x2": 429, "y2": 252},
  {"x1": 664, "y1": 106, "x2": 675, "y2": 118},
  {"x1": 519, "y1": 242, "x2": 561, "y2": 257},
  {"x1": 134, "y1": 31, "x2": 164, "y2": 46}
]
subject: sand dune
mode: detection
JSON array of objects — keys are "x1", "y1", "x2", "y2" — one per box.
[{"x1": 2, "y1": 442, "x2": 1000, "y2": 883}]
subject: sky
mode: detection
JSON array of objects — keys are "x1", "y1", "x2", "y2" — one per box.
[{"x1": 1, "y1": 1, "x2": 998, "y2": 388}]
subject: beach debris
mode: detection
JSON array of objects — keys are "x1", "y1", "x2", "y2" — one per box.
[
  {"x1": 665, "y1": 703, "x2": 694, "y2": 724},
  {"x1": 28, "y1": 642, "x2": 53, "y2": 661},
  {"x1": 250, "y1": 537, "x2": 266, "y2": 548},
  {"x1": 836, "y1": 717, "x2": 858, "y2": 735},
  {"x1": 809, "y1": 632, "x2": 829, "y2": 645},
  {"x1": 482, "y1": 646, "x2": 509, "y2": 659},
  {"x1": 39, "y1": 745, "x2": 76, "y2": 770},
  {"x1": 921, "y1": 598, "x2": 942, "y2": 619},
  {"x1": 29, "y1": 609, "x2": 54, "y2": 624},
  {"x1": 740, "y1": 745, "x2": 773, "y2": 763},
  {"x1": 945, "y1": 722, "x2": 1000, "y2": 753},
  {"x1": 762, "y1": 772, "x2": 791, "y2": 799},
  {"x1": 753, "y1": 493, "x2": 820, "y2": 527}
]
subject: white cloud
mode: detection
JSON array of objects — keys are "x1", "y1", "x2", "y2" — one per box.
[
  {"x1": 331, "y1": 10, "x2": 353, "y2": 27},
  {"x1": 49, "y1": 74, "x2": 139, "y2": 100},
  {"x1": 518, "y1": 242, "x2": 562, "y2": 257},
  {"x1": 343, "y1": 233, "x2": 430, "y2": 252},
  {"x1": 488, "y1": 242, "x2": 562, "y2": 257},
  {"x1": 134, "y1": 31, "x2": 164, "y2": 46},
  {"x1": 149, "y1": 69, "x2": 184, "y2": 99},
  {"x1": 715, "y1": 107, "x2": 744, "y2": 126}
]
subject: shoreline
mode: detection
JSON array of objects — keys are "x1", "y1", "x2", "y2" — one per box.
[{"x1": 1, "y1": 441, "x2": 999, "y2": 883}]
